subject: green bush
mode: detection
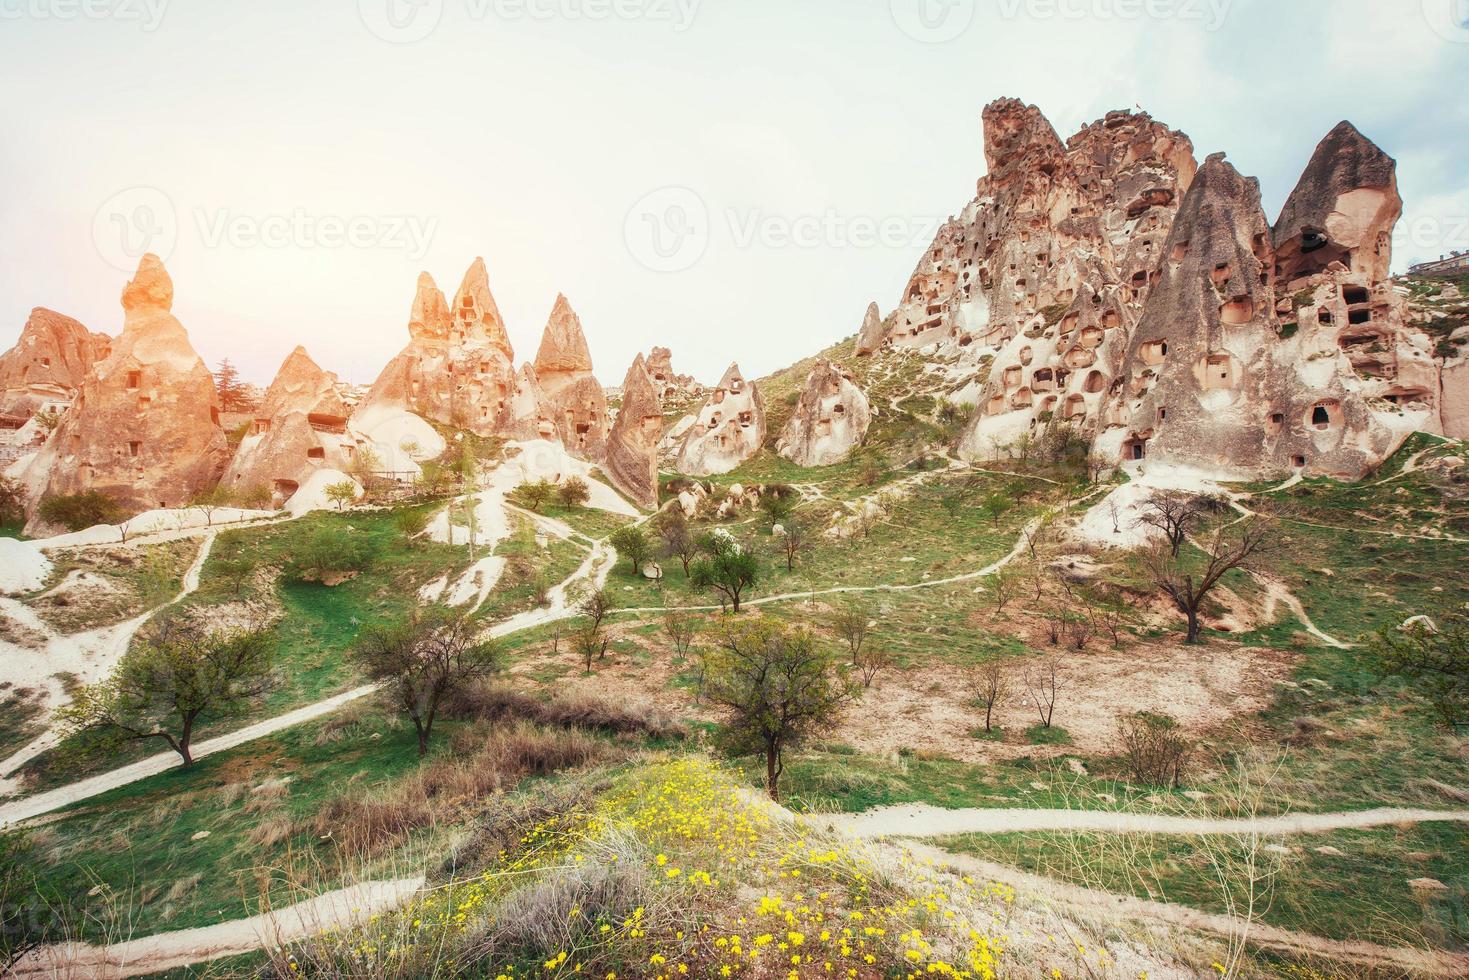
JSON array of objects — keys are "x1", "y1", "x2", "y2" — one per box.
[{"x1": 38, "y1": 491, "x2": 125, "y2": 531}]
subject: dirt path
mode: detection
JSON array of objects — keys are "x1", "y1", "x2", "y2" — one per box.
[
  {"x1": 0, "y1": 534, "x2": 612, "y2": 825},
  {"x1": 0, "y1": 683, "x2": 379, "y2": 826},
  {"x1": 10, "y1": 877, "x2": 424, "y2": 979},
  {"x1": 610, "y1": 517, "x2": 1036, "y2": 617},
  {"x1": 897, "y1": 840, "x2": 1469, "y2": 977},
  {"x1": 0, "y1": 532, "x2": 219, "y2": 792},
  {"x1": 819, "y1": 802, "x2": 1469, "y2": 839},
  {"x1": 1252, "y1": 573, "x2": 1353, "y2": 648}
]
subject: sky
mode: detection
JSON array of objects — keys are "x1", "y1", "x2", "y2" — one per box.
[{"x1": 0, "y1": 0, "x2": 1466, "y2": 388}]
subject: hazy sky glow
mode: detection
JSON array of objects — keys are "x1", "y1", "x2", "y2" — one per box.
[{"x1": 1, "y1": 0, "x2": 1466, "y2": 387}]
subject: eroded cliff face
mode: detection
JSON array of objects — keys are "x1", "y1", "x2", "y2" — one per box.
[
  {"x1": 22, "y1": 255, "x2": 227, "y2": 525},
  {"x1": 675, "y1": 363, "x2": 766, "y2": 476},
  {"x1": 532, "y1": 294, "x2": 608, "y2": 459},
  {"x1": 604, "y1": 353, "x2": 662, "y2": 509},
  {"x1": 358, "y1": 259, "x2": 518, "y2": 436},
  {"x1": 222, "y1": 346, "x2": 355, "y2": 505},
  {"x1": 0, "y1": 308, "x2": 109, "y2": 418},
  {"x1": 777, "y1": 359, "x2": 871, "y2": 467},
  {"x1": 899, "y1": 98, "x2": 1457, "y2": 479}
]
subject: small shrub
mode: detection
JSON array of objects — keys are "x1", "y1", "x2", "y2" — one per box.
[
  {"x1": 1115, "y1": 711, "x2": 1191, "y2": 786},
  {"x1": 38, "y1": 491, "x2": 125, "y2": 531}
]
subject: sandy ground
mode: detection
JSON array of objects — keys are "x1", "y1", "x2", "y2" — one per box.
[
  {"x1": 832, "y1": 641, "x2": 1294, "y2": 763},
  {"x1": 820, "y1": 803, "x2": 1469, "y2": 838}
]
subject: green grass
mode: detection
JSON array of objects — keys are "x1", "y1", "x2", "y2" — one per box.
[
  {"x1": 0, "y1": 682, "x2": 47, "y2": 759},
  {"x1": 19, "y1": 506, "x2": 472, "y2": 791},
  {"x1": 1025, "y1": 724, "x2": 1071, "y2": 746},
  {"x1": 747, "y1": 746, "x2": 1162, "y2": 815},
  {"x1": 937, "y1": 821, "x2": 1469, "y2": 949},
  {"x1": 20, "y1": 706, "x2": 432, "y2": 942}
]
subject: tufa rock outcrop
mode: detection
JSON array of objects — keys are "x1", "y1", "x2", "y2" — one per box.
[
  {"x1": 674, "y1": 363, "x2": 766, "y2": 476},
  {"x1": 854, "y1": 302, "x2": 887, "y2": 356},
  {"x1": 531, "y1": 294, "x2": 608, "y2": 458},
  {"x1": 645, "y1": 346, "x2": 701, "y2": 403},
  {"x1": 776, "y1": 359, "x2": 872, "y2": 466},
  {"x1": 22, "y1": 255, "x2": 227, "y2": 524},
  {"x1": 1273, "y1": 121, "x2": 1400, "y2": 287},
  {"x1": 221, "y1": 346, "x2": 355, "y2": 505},
  {"x1": 949, "y1": 100, "x2": 1197, "y2": 457},
  {"x1": 909, "y1": 98, "x2": 1457, "y2": 479},
  {"x1": 357, "y1": 259, "x2": 517, "y2": 436},
  {"x1": 0, "y1": 308, "x2": 110, "y2": 419},
  {"x1": 603, "y1": 354, "x2": 661, "y2": 509}
]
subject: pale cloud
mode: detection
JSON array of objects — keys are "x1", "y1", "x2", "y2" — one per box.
[{"x1": 0, "y1": 0, "x2": 1461, "y2": 387}]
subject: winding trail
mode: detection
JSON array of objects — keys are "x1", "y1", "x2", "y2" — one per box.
[
  {"x1": 9, "y1": 877, "x2": 425, "y2": 979},
  {"x1": 609, "y1": 517, "x2": 1036, "y2": 617},
  {"x1": 0, "y1": 533, "x2": 612, "y2": 826},
  {"x1": 819, "y1": 802, "x2": 1469, "y2": 839},
  {"x1": 0, "y1": 532, "x2": 219, "y2": 792},
  {"x1": 898, "y1": 840, "x2": 1469, "y2": 978}
]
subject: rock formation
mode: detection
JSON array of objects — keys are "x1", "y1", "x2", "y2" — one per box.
[
  {"x1": 0, "y1": 308, "x2": 110, "y2": 418},
  {"x1": 645, "y1": 346, "x2": 700, "y2": 402},
  {"x1": 1273, "y1": 121, "x2": 1400, "y2": 287},
  {"x1": 531, "y1": 294, "x2": 608, "y2": 458},
  {"x1": 947, "y1": 100, "x2": 1197, "y2": 458},
  {"x1": 357, "y1": 259, "x2": 517, "y2": 436},
  {"x1": 603, "y1": 354, "x2": 661, "y2": 509},
  {"x1": 900, "y1": 97, "x2": 1457, "y2": 479},
  {"x1": 776, "y1": 359, "x2": 872, "y2": 466},
  {"x1": 22, "y1": 254, "x2": 227, "y2": 524},
  {"x1": 221, "y1": 346, "x2": 356, "y2": 505},
  {"x1": 854, "y1": 302, "x2": 887, "y2": 356},
  {"x1": 500, "y1": 362, "x2": 560, "y2": 443},
  {"x1": 674, "y1": 363, "x2": 766, "y2": 476}
]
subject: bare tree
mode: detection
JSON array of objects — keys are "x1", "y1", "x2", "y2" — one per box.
[
  {"x1": 574, "y1": 627, "x2": 608, "y2": 673},
  {"x1": 989, "y1": 567, "x2": 1018, "y2": 616},
  {"x1": 777, "y1": 518, "x2": 811, "y2": 572},
  {"x1": 854, "y1": 647, "x2": 893, "y2": 689},
  {"x1": 656, "y1": 510, "x2": 698, "y2": 576},
  {"x1": 966, "y1": 661, "x2": 1010, "y2": 733},
  {"x1": 349, "y1": 608, "x2": 498, "y2": 755},
  {"x1": 662, "y1": 607, "x2": 699, "y2": 660},
  {"x1": 1024, "y1": 659, "x2": 1061, "y2": 728},
  {"x1": 578, "y1": 589, "x2": 614, "y2": 662},
  {"x1": 579, "y1": 589, "x2": 613, "y2": 636},
  {"x1": 1134, "y1": 489, "x2": 1226, "y2": 557},
  {"x1": 828, "y1": 601, "x2": 873, "y2": 664},
  {"x1": 1022, "y1": 514, "x2": 1054, "y2": 560},
  {"x1": 1144, "y1": 518, "x2": 1272, "y2": 644}
]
